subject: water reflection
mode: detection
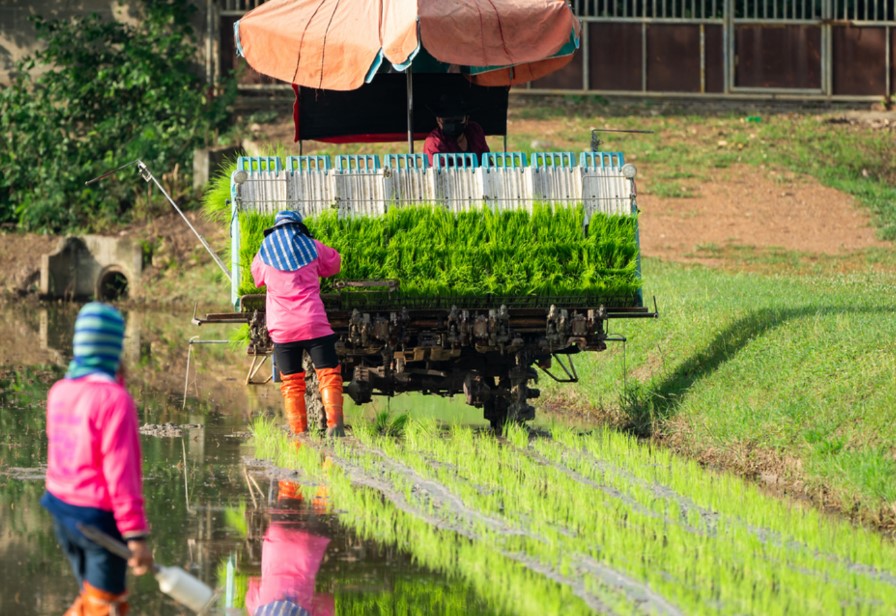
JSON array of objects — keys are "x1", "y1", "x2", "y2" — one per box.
[
  {"x1": 0, "y1": 303, "x2": 494, "y2": 615},
  {"x1": 243, "y1": 482, "x2": 333, "y2": 616},
  {"x1": 227, "y1": 473, "x2": 495, "y2": 616}
]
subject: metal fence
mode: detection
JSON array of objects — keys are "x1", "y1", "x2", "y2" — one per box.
[
  {"x1": 572, "y1": 0, "x2": 893, "y2": 21},
  {"x1": 572, "y1": 1, "x2": 725, "y2": 19},
  {"x1": 832, "y1": 0, "x2": 896, "y2": 23},
  {"x1": 538, "y1": 0, "x2": 895, "y2": 99},
  {"x1": 220, "y1": 0, "x2": 265, "y2": 14}
]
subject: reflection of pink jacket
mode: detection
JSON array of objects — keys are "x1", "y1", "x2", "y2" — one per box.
[
  {"x1": 44, "y1": 374, "x2": 148, "y2": 538},
  {"x1": 245, "y1": 525, "x2": 334, "y2": 616},
  {"x1": 251, "y1": 240, "x2": 341, "y2": 343}
]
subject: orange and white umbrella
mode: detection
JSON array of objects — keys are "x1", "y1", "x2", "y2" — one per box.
[{"x1": 235, "y1": 0, "x2": 581, "y2": 91}]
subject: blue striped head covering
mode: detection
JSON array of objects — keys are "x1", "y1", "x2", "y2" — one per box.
[
  {"x1": 65, "y1": 302, "x2": 125, "y2": 380},
  {"x1": 259, "y1": 210, "x2": 318, "y2": 272}
]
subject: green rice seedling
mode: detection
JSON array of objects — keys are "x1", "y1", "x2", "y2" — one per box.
[
  {"x1": 223, "y1": 502, "x2": 249, "y2": 538},
  {"x1": 254, "y1": 415, "x2": 896, "y2": 615},
  {"x1": 502, "y1": 422, "x2": 530, "y2": 448},
  {"x1": 370, "y1": 411, "x2": 411, "y2": 438},
  {"x1": 202, "y1": 158, "x2": 239, "y2": 225},
  {"x1": 215, "y1": 556, "x2": 248, "y2": 609},
  {"x1": 250, "y1": 417, "x2": 632, "y2": 615},
  {"x1": 228, "y1": 323, "x2": 251, "y2": 350},
  {"x1": 234, "y1": 204, "x2": 641, "y2": 302},
  {"x1": 333, "y1": 576, "x2": 494, "y2": 615}
]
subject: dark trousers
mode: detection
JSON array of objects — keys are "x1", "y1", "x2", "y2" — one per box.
[
  {"x1": 274, "y1": 334, "x2": 339, "y2": 376},
  {"x1": 53, "y1": 516, "x2": 127, "y2": 594}
]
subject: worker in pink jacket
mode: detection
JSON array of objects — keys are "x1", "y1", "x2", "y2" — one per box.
[
  {"x1": 251, "y1": 210, "x2": 345, "y2": 437},
  {"x1": 41, "y1": 302, "x2": 153, "y2": 616}
]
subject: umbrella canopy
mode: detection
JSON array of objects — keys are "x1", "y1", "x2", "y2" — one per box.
[{"x1": 235, "y1": 0, "x2": 581, "y2": 91}]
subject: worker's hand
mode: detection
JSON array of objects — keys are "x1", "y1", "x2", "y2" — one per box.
[{"x1": 127, "y1": 539, "x2": 154, "y2": 575}]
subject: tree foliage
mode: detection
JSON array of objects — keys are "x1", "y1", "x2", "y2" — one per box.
[{"x1": 0, "y1": 0, "x2": 235, "y2": 232}]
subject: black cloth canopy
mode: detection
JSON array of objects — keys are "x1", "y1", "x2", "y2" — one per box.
[{"x1": 293, "y1": 73, "x2": 509, "y2": 143}]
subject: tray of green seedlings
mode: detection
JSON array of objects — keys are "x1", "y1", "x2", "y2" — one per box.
[
  {"x1": 251, "y1": 417, "x2": 896, "y2": 615},
  {"x1": 236, "y1": 204, "x2": 642, "y2": 310}
]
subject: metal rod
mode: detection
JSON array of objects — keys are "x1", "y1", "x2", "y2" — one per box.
[
  {"x1": 136, "y1": 161, "x2": 232, "y2": 282},
  {"x1": 700, "y1": 23, "x2": 706, "y2": 93},
  {"x1": 183, "y1": 336, "x2": 230, "y2": 408},
  {"x1": 243, "y1": 467, "x2": 259, "y2": 509},
  {"x1": 182, "y1": 438, "x2": 193, "y2": 514},
  {"x1": 581, "y1": 18, "x2": 590, "y2": 89},
  {"x1": 406, "y1": 68, "x2": 414, "y2": 154},
  {"x1": 641, "y1": 21, "x2": 647, "y2": 92},
  {"x1": 183, "y1": 341, "x2": 194, "y2": 410},
  {"x1": 84, "y1": 159, "x2": 140, "y2": 185}
]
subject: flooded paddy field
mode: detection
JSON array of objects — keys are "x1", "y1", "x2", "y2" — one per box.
[
  {"x1": 0, "y1": 304, "x2": 493, "y2": 615},
  {"x1": 2, "y1": 302, "x2": 896, "y2": 614}
]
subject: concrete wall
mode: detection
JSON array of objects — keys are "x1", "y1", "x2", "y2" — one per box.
[
  {"x1": 0, "y1": 0, "x2": 212, "y2": 86},
  {"x1": 41, "y1": 235, "x2": 143, "y2": 301}
]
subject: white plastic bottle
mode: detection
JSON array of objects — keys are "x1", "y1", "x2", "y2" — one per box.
[{"x1": 155, "y1": 565, "x2": 215, "y2": 613}]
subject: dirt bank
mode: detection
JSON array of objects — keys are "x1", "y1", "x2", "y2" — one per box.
[{"x1": 0, "y1": 210, "x2": 231, "y2": 309}]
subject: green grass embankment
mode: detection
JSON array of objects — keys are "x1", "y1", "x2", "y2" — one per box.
[{"x1": 543, "y1": 257, "x2": 896, "y2": 531}]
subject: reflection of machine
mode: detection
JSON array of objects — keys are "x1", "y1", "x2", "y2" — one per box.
[{"x1": 194, "y1": 129, "x2": 657, "y2": 430}]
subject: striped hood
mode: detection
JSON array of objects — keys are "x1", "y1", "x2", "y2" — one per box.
[
  {"x1": 65, "y1": 302, "x2": 125, "y2": 380},
  {"x1": 259, "y1": 210, "x2": 318, "y2": 272}
]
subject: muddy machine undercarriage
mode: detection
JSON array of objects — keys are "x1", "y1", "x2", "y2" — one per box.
[{"x1": 224, "y1": 292, "x2": 656, "y2": 429}]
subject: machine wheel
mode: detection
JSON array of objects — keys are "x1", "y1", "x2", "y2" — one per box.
[
  {"x1": 483, "y1": 396, "x2": 510, "y2": 433},
  {"x1": 483, "y1": 385, "x2": 536, "y2": 434},
  {"x1": 302, "y1": 352, "x2": 327, "y2": 435}
]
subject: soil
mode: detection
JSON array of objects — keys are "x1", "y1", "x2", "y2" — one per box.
[
  {"x1": 637, "y1": 163, "x2": 891, "y2": 264},
  {"x1": 0, "y1": 210, "x2": 230, "y2": 306}
]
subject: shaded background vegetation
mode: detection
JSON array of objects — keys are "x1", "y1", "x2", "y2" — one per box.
[{"x1": 0, "y1": 0, "x2": 235, "y2": 233}]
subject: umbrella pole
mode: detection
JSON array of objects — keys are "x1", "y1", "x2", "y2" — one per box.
[{"x1": 406, "y1": 68, "x2": 414, "y2": 154}]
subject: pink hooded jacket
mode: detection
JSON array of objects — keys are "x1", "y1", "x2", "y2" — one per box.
[
  {"x1": 251, "y1": 239, "x2": 341, "y2": 343},
  {"x1": 44, "y1": 374, "x2": 148, "y2": 538}
]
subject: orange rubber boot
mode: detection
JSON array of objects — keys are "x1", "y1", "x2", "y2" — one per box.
[
  {"x1": 63, "y1": 595, "x2": 83, "y2": 616},
  {"x1": 278, "y1": 480, "x2": 304, "y2": 504},
  {"x1": 316, "y1": 366, "x2": 345, "y2": 437},
  {"x1": 74, "y1": 581, "x2": 129, "y2": 616},
  {"x1": 279, "y1": 371, "x2": 308, "y2": 434}
]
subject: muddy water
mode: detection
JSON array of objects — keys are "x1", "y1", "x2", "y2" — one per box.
[{"x1": 0, "y1": 303, "x2": 494, "y2": 616}]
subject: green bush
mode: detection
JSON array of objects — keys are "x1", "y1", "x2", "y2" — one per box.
[{"x1": 0, "y1": 0, "x2": 235, "y2": 232}]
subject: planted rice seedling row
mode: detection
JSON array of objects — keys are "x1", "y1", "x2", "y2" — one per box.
[
  {"x1": 530, "y1": 432, "x2": 896, "y2": 596},
  {"x1": 251, "y1": 419, "x2": 611, "y2": 616},
  {"x1": 356, "y1": 423, "x2": 747, "y2": 611},
  {"x1": 253, "y1": 417, "x2": 896, "y2": 615},
  {"x1": 256, "y1": 420, "x2": 695, "y2": 612},
  {"x1": 326, "y1": 430, "x2": 643, "y2": 612}
]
